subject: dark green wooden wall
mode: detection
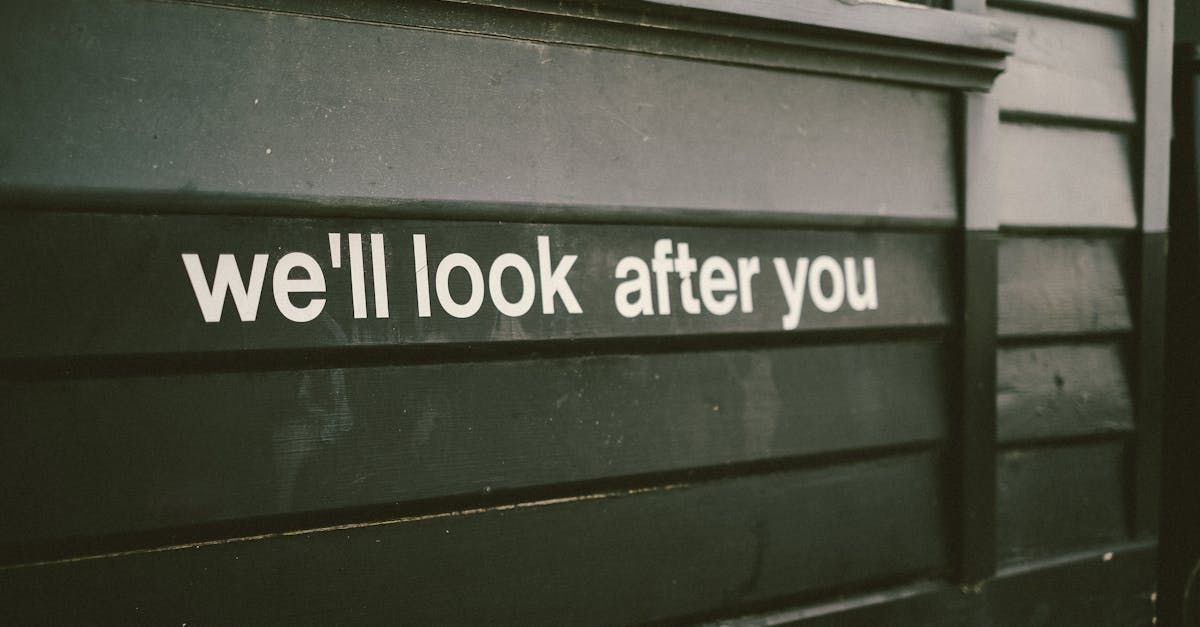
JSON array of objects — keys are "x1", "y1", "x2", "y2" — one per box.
[
  {"x1": 0, "y1": 0, "x2": 1172, "y2": 624},
  {"x1": 988, "y1": 0, "x2": 1165, "y2": 571}
]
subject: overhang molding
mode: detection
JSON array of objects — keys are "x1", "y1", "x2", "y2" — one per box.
[{"x1": 202, "y1": 0, "x2": 1017, "y2": 91}]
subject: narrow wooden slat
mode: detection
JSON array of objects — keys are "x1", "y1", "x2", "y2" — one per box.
[
  {"x1": 991, "y1": 8, "x2": 1135, "y2": 123},
  {"x1": 646, "y1": 0, "x2": 1016, "y2": 53},
  {"x1": 0, "y1": 212, "x2": 953, "y2": 360},
  {"x1": 714, "y1": 541, "x2": 1155, "y2": 626},
  {"x1": 0, "y1": 341, "x2": 947, "y2": 546},
  {"x1": 997, "y1": 123, "x2": 1136, "y2": 228},
  {"x1": 986, "y1": 542, "x2": 1153, "y2": 624},
  {"x1": 997, "y1": 236, "x2": 1131, "y2": 336},
  {"x1": 989, "y1": 0, "x2": 1138, "y2": 22},
  {"x1": 997, "y1": 343, "x2": 1133, "y2": 442},
  {"x1": 0, "y1": 453, "x2": 947, "y2": 625},
  {"x1": 0, "y1": 0, "x2": 957, "y2": 220},
  {"x1": 997, "y1": 442, "x2": 1129, "y2": 563}
]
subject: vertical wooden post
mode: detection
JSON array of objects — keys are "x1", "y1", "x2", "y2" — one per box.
[
  {"x1": 1134, "y1": 0, "x2": 1172, "y2": 541},
  {"x1": 958, "y1": 91, "x2": 999, "y2": 584},
  {"x1": 953, "y1": 0, "x2": 998, "y2": 585},
  {"x1": 1162, "y1": 41, "x2": 1200, "y2": 627}
]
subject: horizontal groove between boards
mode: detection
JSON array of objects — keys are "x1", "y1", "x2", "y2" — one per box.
[
  {"x1": 997, "y1": 224, "x2": 1138, "y2": 237},
  {"x1": 997, "y1": 329, "x2": 1132, "y2": 344},
  {"x1": 685, "y1": 572, "x2": 949, "y2": 626},
  {"x1": 0, "y1": 438, "x2": 943, "y2": 569},
  {"x1": 0, "y1": 325, "x2": 952, "y2": 381},
  {"x1": 997, "y1": 330, "x2": 1130, "y2": 346},
  {"x1": 987, "y1": 0, "x2": 1138, "y2": 26},
  {"x1": 997, "y1": 428, "x2": 1133, "y2": 450},
  {"x1": 698, "y1": 578, "x2": 947, "y2": 627},
  {"x1": 708, "y1": 539, "x2": 1156, "y2": 626},
  {"x1": 999, "y1": 110, "x2": 1137, "y2": 132},
  {"x1": 996, "y1": 538, "x2": 1156, "y2": 577},
  {"x1": 0, "y1": 186, "x2": 960, "y2": 232}
]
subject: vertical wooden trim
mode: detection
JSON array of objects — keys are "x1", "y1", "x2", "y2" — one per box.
[
  {"x1": 1133, "y1": 0, "x2": 1173, "y2": 541},
  {"x1": 957, "y1": 89, "x2": 999, "y2": 584},
  {"x1": 954, "y1": 0, "x2": 997, "y2": 588},
  {"x1": 1141, "y1": 0, "x2": 1174, "y2": 235},
  {"x1": 960, "y1": 230, "x2": 998, "y2": 583},
  {"x1": 1134, "y1": 233, "x2": 1167, "y2": 540},
  {"x1": 962, "y1": 94, "x2": 999, "y2": 232},
  {"x1": 1161, "y1": 47, "x2": 1200, "y2": 627}
]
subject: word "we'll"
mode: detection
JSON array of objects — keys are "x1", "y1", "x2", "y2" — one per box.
[{"x1": 181, "y1": 233, "x2": 388, "y2": 323}]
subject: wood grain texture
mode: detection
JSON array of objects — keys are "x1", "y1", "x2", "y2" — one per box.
[
  {"x1": 997, "y1": 343, "x2": 1133, "y2": 442},
  {"x1": 998, "y1": 236, "x2": 1132, "y2": 337},
  {"x1": 991, "y1": 8, "x2": 1135, "y2": 123},
  {"x1": 997, "y1": 123, "x2": 1136, "y2": 228},
  {"x1": 0, "y1": 340, "x2": 946, "y2": 546},
  {"x1": 0, "y1": 0, "x2": 957, "y2": 221},
  {"x1": 997, "y1": 442, "x2": 1129, "y2": 563},
  {"x1": 0, "y1": 212, "x2": 953, "y2": 359},
  {"x1": 0, "y1": 453, "x2": 947, "y2": 625}
]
